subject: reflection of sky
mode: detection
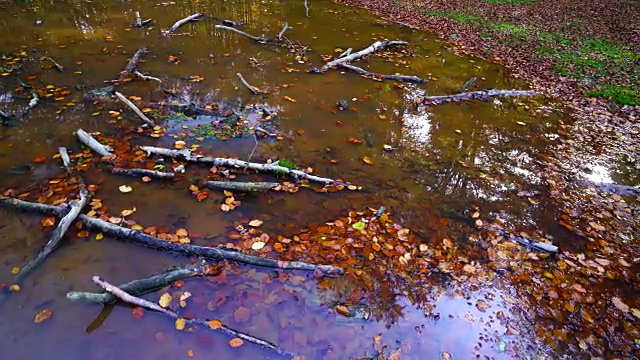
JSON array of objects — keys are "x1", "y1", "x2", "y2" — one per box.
[
  {"x1": 400, "y1": 112, "x2": 432, "y2": 149},
  {"x1": 582, "y1": 164, "x2": 613, "y2": 184}
]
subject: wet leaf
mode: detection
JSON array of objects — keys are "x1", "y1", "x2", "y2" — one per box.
[
  {"x1": 233, "y1": 306, "x2": 250, "y2": 322},
  {"x1": 208, "y1": 319, "x2": 222, "y2": 329},
  {"x1": 352, "y1": 221, "x2": 365, "y2": 230},
  {"x1": 251, "y1": 241, "x2": 266, "y2": 250},
  {"x1": 248, "y1": 219, "x2": 264, "y2": 227},
  {"x1": 362, "y1": 156, "x2": 374, "y2": 165},
  {"x1": 41, "y1": 217, "x2": 56, "y2": 227},
  {"x1": 220, "y1": 204, "x2": 231, "y2": 212},
  {"x1": 335, "y1": 305, "x2": 351, "y2": 317},
  {"x1": 120, "y1": 207, "x2": 137, "y2": 217},
  {"x1": 95, "y1": 233, "x2": 104, "y2": 240},
  {"x1": 141, "y1": 176, "x2": 152, "y2": 182},
  {"x1": 34, "y1": 309, "x2": 53, "y2": 323},
  {"x1": 118, "y1": 185, "x2": 133, "y2": 193},
  {"x1": 630, "y1": 308, "x2": 640, "y2": 319},
  {"x1": 108, "y1": 217, "x2": 122, "y2": 224},
  {"x1": 159, "y1": 293, "x2": 172, "y2": 308},
  {"x1": 389, "y1": 349, "x2": 401, "y2": 360},
  {"x1": 176, "y1": 228, "x2": 188, "y2": 237},
  {"x1": 228, "y1": 338, "x2": 244, "y2": 348},
  {"x1": 476, "y1": 299, "x2": 490, "y2": 312},
  {"x1": 11, "y1": 267, "x2": 19, "y2": 275},
  {"x1": 131, "y1": 307, "x2": 144, "y2": 319},
  {"x1": 175, "y1": 317, "x2": 186, "y2": 331},
  {"x1": 440, "y1": 352, "x2": 452, "y2": 360},
  {"x1": 612, "y1": 297, "x2": 629, "y2": 313}
]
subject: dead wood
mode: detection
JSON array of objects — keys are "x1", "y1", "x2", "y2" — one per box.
[
  {"x1": 111, "y1": 167, "x2": 176, "y2": 180},
  {"x1": 422, "y1": 89, "x2": 538, "y2": 105},
  {"x1": 139, "y1": 146, "x2": 344, "y2": 185},
  {"x1": 134, "y1": 70, "x2": 162, "y2": 83},
  {"x1": 91, "y1": 276, "x2": 294, "y2": 356},
  {"x1": 277, "y1": 22, "x2": 291, "y2": 40},
  {"x1": 215, "y1": 25, "x2": 267, "y2": 42},
  {"x1": 338, "y1": 63, "x2": 425, "y2": 84},
  {"x1": 41, "y1": 56, "x2": 64, "y2": 72},
  {"x1": 13, "y1": 189, "x2": 90, "y2": 284},
  {"x1": 338, "y1": 48, "x2": 353, "y2": 58},
  {"x1": 304, "y1": 0, "x2": 310, "y2": 17},
  {"x1": 0, "y1": 198, "x2": 344, "y2": 275},
  {"x1": 74, "y1": 128, "x2": 114, "y2": 157},
  {"x1": 320, "y1": 40, "x2": 408, "y2": 72},
  {"x1": 165, "y1": 102, "x2": 222, "y2": 117},
  {"x1": 254, "y1": 126, "x2": 278, "y2": 137},
  {"x1": 236, "y1": 72, "x2": 263, "y2": 95},
  {"x1": 132, "y1": 11, "x2": 152, "y2": 27},
  {"x1": 485, "y1": 226, "x2": 558, "y2": 253},
  {"x1": 67, "y1": 262, "x2": 208, "y2": 303},
  {"x1": 58, "y1": 147, "x2": 71, "y2": 173},
  {"x1": 460, "y1": 77, "x2": 477, "y2": 93},
  {"x1": 205, "y1": 181, "x2": 279, "y2": 192},
  {"x1": 118, "y1": 46, "x2": 147, "y2": 81},
  {"x1": 114, "y1": 91, "x2": 155, "y2": 126},
  {"x1": 164, "y1": 13, "x2": 203, "y2": 35}
]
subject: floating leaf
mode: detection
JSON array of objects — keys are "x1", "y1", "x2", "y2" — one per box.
[
  {"x1": 208, "y1": 319, "x2": 222, "y2": 329},
  {"x1": 132, "y1": 307, "x2": 144, "y2": 319},
  {"x1": 34, "y1": 309, "x2": 53, "y2": 323},
  {"x1": 335, "y1": 305, "x2": 351, "y2": 317},
  {"x1": 352, "y1": 221, "x2": 365, "y2": 230},
  {"x1": 11, "y1": 267, "x2": 19, "y2": 275},
  {"x1": 120, "y1": 207, "x2": 137, "y2": 217},
  {"x1": 251, "y1": 241, "x2": 266, "y2": 250},
  {"x1": 248, "y1": 219, "x2": 264, "y2": 227},
  {"x1": 9, "y1": 284, "x2": 20, "y2": 292},
  {"x1": 141, "y1": 176, "x2": 152, "y2": 182},
  {"x1": 159, "y1": 293, "x2": 172, "y2": 308},
  {"x1": 41, "y1": 217, "x2": 56, "y2": 227},
  {"x1": 220, "y1": 204, "x2": 231, "y2": 212},
  {"x1": 175, "y1": 317, "x2": 186, "y2": 330},
  {"x1": 176, "y1": 228, "x2": 188, "y2": 237},
  {"x1": 228, "y1": 338, "x2": 244, "y2": 348},
  {"x1": 362, "y1": 156, "x2": 374, "y2": 165},
  {"x1": 233, "y1": 306, "x2": 251, "y2": 322},
  {"x1": 119, "y1": 185, "x2": 133, "y2": 193}
]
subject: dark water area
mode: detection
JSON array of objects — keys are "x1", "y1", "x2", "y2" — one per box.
[{"x1": 0, "y1": 0, "x2": 592, "y2": 359}]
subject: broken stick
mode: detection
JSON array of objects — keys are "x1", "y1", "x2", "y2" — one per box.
[
  {"x1": 338, "y1": 63, "x2": 425, "y2": 84},
  {"x1": 422, "y1": 89, "x2": 538, "y2": 105},
  {"x1": 320, "y1": 40, "x2": 408, "y2": 72},
  {"x1": 215, "y1": 25, "x2": 267, "y2": 42},
  {"x1": 139, "y1": 146, "x2": 345, "y2": 185},
  {"x1": 91, "y1": 276, "x2": 294, "y2": 356},
  {"x1": 41, "y1": 56, "x2": 64, "y2": 72},
  {"x1": 236, "y1": 72, "x2": 263, "y2": 95},
  {"x1": 13, "y1": 188, "x2": 90, "y2": 284},
  {"x1": 0, "y1": 198, "x2": 344, "y2": 275},
  {"x1": 205, "y1": 181, "x2": 279, "y2": 192},
  {"x1": 277, "y1": 22, "x2": 291, "y2": 40},
  {"x1": 58, "y1": 147, "x2": 72, "y2": 173},
  {"x1": 74, "y1": 128, "x2": 114, "y2": 157},
  {"x1": 111, "y1": 167, "x2": 175, "y2": 180},
  {"x1": 134, "y1": 70, "x2": 162, "y2": 83},
  {"x1": 164, "y1": 13, "x2": 203, "y2": 35},
  {"x1": 118, "y1": 46, "x2": 147, "y2": 82},
  {"x1": 114, "y1": 91, "x2": 155, "y2": 126}
]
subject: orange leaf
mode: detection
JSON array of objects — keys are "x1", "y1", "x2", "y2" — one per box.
[
  {"x1": 33, "y1": 156, "x2": 46, "y2": 163},
  {"x1": 175, "y1": 317, "x2": 186, "y2": 330},
  {"x1": 77, "y1": 230, "x2": 89, "y2": 238},
  {"x1": 34, "y1": 309, "x2": 53, "y2": 323},
  {"x1": 362, "y1": 156, "x2": 374, "y2": 165},
  {"x1": 208, "y1": 319, "x2": 222, "y2": 330},
  {"x1": 228, "y1": 338, "x2": 244, "y2": 348},
  {"x1": 176, "y1": 228, "x2": 188, "y2": 237},
  {"x1": 41, "y1": 217, "x2": 56, "y2": 227},
  {"x1": 141, "y1": 176, "x2": 152, "y2": 182}
]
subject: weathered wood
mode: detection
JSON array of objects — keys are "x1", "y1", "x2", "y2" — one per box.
[
  {"x1": 140, "y1": 146, "x2": 344, "y2": 185},
  {"x1": 118, "y1": 46, "x2": 147, "y2": 81},
  {"x1": 320, "y1": 40, "x2": 408, "y2": 72},
  {"x1": 277, "y1": 22, "x2": 291, "y2": 40},
  {"x1": 422, "y1": 89, "x2": 538, "y2": 105},
  {"x1": 486, "y1": 226, "x2": 558, "y2": 253},
  {"x1": 74, "y1": 128, "x2": 114, "y2": 157},
  {"x1": 134, "y1": 70, "x2": 162, "y2": 83},
  {"x1": 114, "y1": 91, "x2": 155, "y2": 126},
  {"x1": 90, "y1": 276, "x2": 293, "y2": 356},
  {"x1": 0, "y1": 198, "x2": 344, "y2": 275},
  {"x1": 215, "y1": 25, "x2": 267, "y2": 42},
  {"x1": 205, "y1": 181, "x2": 279, "y2": 192},
  {"x1": 67, "y1": 262, "x2": 208, "y2": 303},
  {"x1": 338, "y1": 63, "x2": 425, "y2": 84},
  {"x1": 304, "y1": 0, "x2": 310, "y2": 17},
  {"x1": 338, "y1": 48, "x2": 353, "y2": 58},
  {"x1": 574, "y1": 179, "x2": 640, "y2": 196},
  {"x1": 111, "y1": 167, "x2": 176, "y2": 180},
  {"x1": 164, "y1": 13, "x2": 203, "y2": 35},
  {"x1": 41, "y1": 56, "x2": 64, "y2": 72},
  {"x1": 236, "y1": 73, "x2": 263, "y2": 95},
  {"x1": 13, "y1": 189, "x2": 90, "y2": 284},
  {"x1": 58, "y1": 147, "x2": 71, "y2": 173}
]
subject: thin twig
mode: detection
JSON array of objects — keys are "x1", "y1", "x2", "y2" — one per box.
[
  {"x1": 304, "y1": 0, "x2": 310, "y2": 17},
  {"x1": 41, "y1": 56, "x2": 64, "y2": 72},
  {"x1": 247, "y1": 132, "x2": 259, "y2": 162},
  {"x1": 277, "y1": 23, "x2": 291, "y2": 40},
  {"x1": 236, "y1": 73, "x2": 263, "y2": 95},
  {"x1": 114, "y1": 91, "x2": 155, "y2": 126},
  {"x1": 215, "y1": 25, "x2": 267, "y2": 42},
  {"x1": 58, "y1": 147, "x2": 71, "y2": 173},
  {"x1": 134, "y1": 71, "x2": 162, "y2": 83}
]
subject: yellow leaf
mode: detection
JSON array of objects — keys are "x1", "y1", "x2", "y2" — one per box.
[
  {"x1": 119, "y1": 185, "x2": 133, "y2": 193},
  {"x1": 34, "y1": 309, "x2": 53, "y2": 324},
  {"x1": 176, "y1": 228, "x2": 188, "y2": 237},
  {"x1": 208, "y1": 319, "x2": 222, "y2": 330},
  {"x1": 362, "y1": 156, "x2": 374, "y2": 165},
  {"x1": 11, "y1": 267, "x2": 20, "y2": 275},
  {"x1": 120, "y1": 207, "x2": 137, "y2": 217},
  {"x1": 175, "y1": 317, "x2": 186, "y2": 330},
  {"x1": 159, "y1": 293, "x2": 172, "y2": 308},
  {"x1": 248, "y1": 219, "x2": 264, "y2": 227},
  {"x1": 220, "y1": 204, "x2": 231, "y2": 212},
  {"x1": 108, "y1": 217, "x2": 122, "y2": 224},
  {"x1": 283, "y1": 96, "x2": 297, "y2": 103},
  {"x1": 9, "y1": 284, "x2": 20, "y2": 292},
  {"x1": 95, "y1": 233, "x2": 104, "y2": 241}
]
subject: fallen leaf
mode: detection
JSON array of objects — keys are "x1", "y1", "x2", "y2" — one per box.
[
  {"x1": 41, "y1": 217, "x2": 56, "y2": 227},
  {"x1": 9, "y1": 284, "x2": 20, "y2": 292},
  {"x1": 233, "y1": 306, "x2": 251, "y2": 322},
  {"x1": 176, "y1": 228, "x2": 188, "y2": 237},
  {"x1": 159, "y1": 293, "x2": 172, "y2": 308},
  {"x1": 141, "y1": 176, "x2": 152, "y2": 182},
  {"x1": 362, "y1": 156, "x2": 374, "y2": 165},
  {"x1": 441, "y1": 351, "x2": 452, "y2": 360},
  {"x1": 251, "y1": 241, "x2": 266, "y2": 250},
  {"x1": 352, "y1": 221, "x2": 365, "y2": 230},
  {"x1": 208, "y1": 319, "x2": 222, "y2": 329},
  {"x1": 131, "y1": 307, "x2": 144, "y2": 319},
  {"x1": 175, "y1": 317, "x2": 186, "y2": 330},
  {"x1": 248, "y1": 219, "x2": 264, "y2": 227},
  {"x1": 119, "y1": 185, "x2": 133, "y2": 193},
  {"x1": 11, "y1": 267, "x2": 19, "y2": 275},
  {"x1": 34, "y1": 309, "x2": 53, "y2": 323},
  {"x1": 95, "y1": 233, "x2": 104, "y2": 241},
  {"x1": 335, "y1": 305, "x2": 351, "y2": 317},
  {"x1": 228, "y1": 338, "x2": 244, "y2": 348},
  {"x1": 120, "y1": 207, "x2": 137, "y2": 217},
  {"x1": 612, "y1": 297, "x2": 629, "y2": 313}
]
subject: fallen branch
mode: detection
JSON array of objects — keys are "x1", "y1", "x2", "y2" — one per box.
[
  {"x1": 304, "y1": 0, "x2": 310, "y2": 17},
  {"x1": 422, "y1": 89, "x2": 538, "y2": 105},
  {"x1": 460, "y1": 77, "x2": 477, "y2": 93},
  {"x1": 114, "y1": 91, "x2": 155, "y2": 126},
  {"x1": 320, "y1": 40, "x2": 408, "y2": 72},
  {"x1": 41, "y1": 56, "x2": 64, "y2": 72},
  {"x1": 338, "y1": 63, "x2": 425, "y2": 84},
  {"x1": 164, "y1": 13, "x2": 203, "y2": 35},
  {"x1": 58, "y1": 146, "x2": 72, "y2": 173},
  {"x1": 338, "y1": 48, "x2": 353, "y2": 58},
  {"x1": 0, "y1": 198, "x2": 344, "y2": 275},
  {"x1": 134, "y1": 70, "x2": 162, "y2": 83},
  {"x1": 74, "y1": 128, "x2": 114, "y2": 157},
  {"x1": 91, "y1": 276, "x2": 293, "y2": 356},
  {"x1": 205, "y1": 181, "x2": 279, "y2": 192},
  {"x1": 254, "y1": 126, "x2": 278, "y2": 137},
  {"x1": 165, "y1": 102, "x2": 222, "y2": 117},
  {"x1": 118, "y1": 46, "x2": 147, "y2": 82},
  {"x1": 486, "y1": 226, "x2": 558, "y2": 253},
  {"x1": 236, "y1": 73, "x2": 263, "y2": 95},
  {"x1": 277, "y1": 22, "x2": 291, "y2": 40},
  {"x1": 140, "y1": 146, "x2": 345, "y2": 185},
  {"x1": 215, "y1": 25, "x2": 267, "y2": 42},
  {"x1": 111, "y1": 167, "x2": 175, "y2": 180},
  {"x1": 13, "y1": 189, "x2": 90, "y2": 284},
  {"x1": 132, "y1": 11, "x2": 152, "y2": 27},
  {"x1": 67, "y1": 262, "x2": 208, "y2": 303}
]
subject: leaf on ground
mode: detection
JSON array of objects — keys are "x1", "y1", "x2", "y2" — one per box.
[
  {"x1": 233, "y1": 306, "x2": 251, "y2": 322},
  {"x1": 362, "y1": 156, "x2": 374, "y2": 165},
  {"x1": 120, "y1": 207, "x2": 137, "y2": 216},
  {"x1": 251, "y1": 241, "x2": 266, "y2": 250},
  {"x1": 335, "y1": 305, "x2": 351, "y2": 317},
  {"x1": 34, "y1": 309, "x2": 53, "y2": 323},
  {"x1": 352, "y1": 221, "x2": 365, "y2": 230},
  {"x1": 40, "y1": 217, "x2": 56, "y2": 227},
  {"x1": 176, "y1": 228, "x2": 188, "y2": 237},
  {"x1": 612, "y1": 297, "x2": 629, "y2": 313},
  {"x1": 131, "y1": 307, "x2": 144, "y2": 319}
]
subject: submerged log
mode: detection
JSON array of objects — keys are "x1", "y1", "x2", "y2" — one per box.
[
  {"x1": 422, "y1": 89, "x2": 538, "y2": 105},
  {"x1": 164, "y1": 13, "x2": 203, "y2": 35},
  {"x1": 111, "y1": 167, "x2": 175, "y2": 180},
  {"x1": 215, "y1": 25, "x2": 267, "y2": 42},
  {"x1": 13, "y1": 189, "x2": 90, "y2": 284},
  {"x1": 140, "y1": 146, "x2": 344, "y2": 185},
  {"x1": 320, "y1": 40, "x2": 408, "y2": 72},
  {"x1": 205, "y1": 181, "x2": 279, "y2": 192},
  {"x1": 338, "y1": 63, "x2": 425, "y2": 84},
  {"x1": 114, "y1": 92, "x2": 155, "y2": 126},
  {"x1": 91, "y1": 276, "x2": 293, "y2": 356},
  {"x1": 0, "y1": 198, "x2": 344, "y2": 275},
  {"x1": 118, "y1": 46, "x2": 147, "y2": 81},
  {"x1": 67, "y1": 261, "x2": 209, "y2": 303},
  {"x1": 74, "y1": 129, "x2": 114, "y2": 157}
]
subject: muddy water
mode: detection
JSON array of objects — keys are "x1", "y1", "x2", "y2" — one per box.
[{"x1": 0, "y1": 0, "x2": 572, "y2": 359}]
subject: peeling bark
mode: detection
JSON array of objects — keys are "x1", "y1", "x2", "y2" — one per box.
[
  {"x1": 320, "y1": 40, "x2": 408, "y2": 72},
  {"x1": 74, "y1": 128, "x2": 114, "y2": 157}
]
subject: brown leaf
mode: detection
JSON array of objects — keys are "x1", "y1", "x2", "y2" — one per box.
[
  {"x1": 34, "y1": 309, "x2": 53, "y2": 323},
  {"x1": 335, "y1": 305, "x2": 351, "y2": 317},
  {"x1": 208, "y1": 319, "x2": 222, "y2": 330}
]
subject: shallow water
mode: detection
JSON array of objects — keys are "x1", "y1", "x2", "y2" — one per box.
[{"x1": 0, "y1": 0, "x2": 585, "y2": 359}]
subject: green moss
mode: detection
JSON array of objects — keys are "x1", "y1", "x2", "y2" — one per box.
[
  {"x1": 484, "y1": 0, "x2": 533, "y2": 4},
  {"x1": 586, "y1": 85, "x2": 638, "y2": 106}
]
